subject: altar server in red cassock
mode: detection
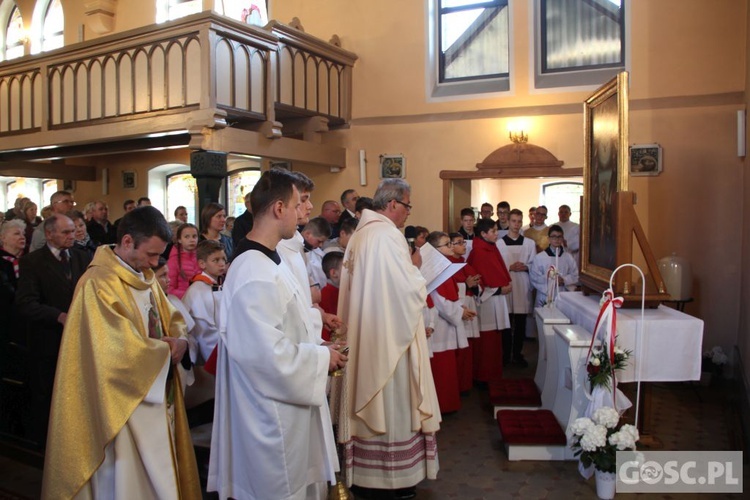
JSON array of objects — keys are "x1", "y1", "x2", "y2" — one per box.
[
  {"x1": 448, "y1": 232, "x2": 480, "y2": 391},
  {"x1": 426, "y1": 232, "x2": 470, "y2": 413},
  {"x1": 466, "y1": 218, "x2": 512, "y2": 383}
]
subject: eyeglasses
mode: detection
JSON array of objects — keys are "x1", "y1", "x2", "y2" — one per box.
[
  {"x1": 394, "y1": 200, "x2": 412, "y2": 211},
  {"x1": 54, "y1": 199, "x2": 76, "y2": 206},
  {"x1": 548, "y1": 234, "x2": 563, "y2": 239},
  {"x1": 451, "y1": 240, "x2": 466, "y2": 246},
  {"x1": 436, "y1": 242, "x2": 454, "y2": 248}
]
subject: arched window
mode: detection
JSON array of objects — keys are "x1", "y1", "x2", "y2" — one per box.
[
  {"x1": 41, "y1": 0, "x2": 63, "y2": 51},
  {"x1": 42, "y1": 179, "x2": 58, "y2": 207},
  {"x1": 166, "y1": 172, "x2": 197, "y2": 224},
  {"x1": 215, "y1": 0, "x2": 268, "y2": 26},
  {"x1": 227, "y1": 168, "x2": 261, "y2": 218},
  {"x1": 4, "y1": 5, "x2": 25, "y2": 61},
  {"x1": 156, "y1": 0, "x2": 203, "y2": 24},
  {"x1": 542, "y1": 181, "x2": 583, "y2": 223}
]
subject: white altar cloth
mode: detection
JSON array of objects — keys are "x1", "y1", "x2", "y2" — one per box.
[{"x1": 556, "y1": 292, "x2": 703, "y2": 382}]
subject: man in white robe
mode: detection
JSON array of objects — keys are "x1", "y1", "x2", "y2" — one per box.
[
  {"x1": 497, "y1": 209, "x2": 536, "y2": 367},
  {"x1": 530, "y1": 224, "x2": 579, "y2": 307},
  {"x1": 337, "y1": 179, "x2": 441, "y2": 499},
  {"x1": 554, "y1": 204, "x2": 581, "y2": 266},
  {"x1": 277, "y1": 173, "x2": 340, "y2": 334},
  {"x1": 209, "y1": 169, "x2": 347, "y2": 500}
]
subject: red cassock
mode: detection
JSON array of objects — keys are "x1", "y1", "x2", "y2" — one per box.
[
  {"x1": 319, "y1": 284, "x2": 339, "y2": 342},
  {"x1": 429, "y1": 279, "x2": 461, "y2": 413},
  {"x1": 466, "y1": 237, "x2": 512, "y2": 383},
  {"x1": 448, "y1": 255, "x2": 476, "y2": 392}
]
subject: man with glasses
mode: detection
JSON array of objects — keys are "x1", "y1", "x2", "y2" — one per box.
[
  {"x1": 339, "y1": 188, "x2": 359, "y2": 223},
  {"x1": 496, "y1": 201, "x2": 511, "y2": 237},
  {"x1": 523, "y1": 205, "x2": 550, "y2": 253},
  {"x1": 530, "y1": 224, "x2": 579, "y2": 307},
  {"x1": 29, "y1": 191, "x2": 76, "y2": 251},
  {"x1": 337, "y1": 178, "x2": 440, "y2": 499}
]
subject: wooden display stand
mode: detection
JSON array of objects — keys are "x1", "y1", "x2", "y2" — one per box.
[{"x1": 580, "y1": 191, "x2": 670, "y2": 307}]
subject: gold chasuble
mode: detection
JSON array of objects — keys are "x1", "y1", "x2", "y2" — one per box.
[{"x1": 42, "y1": 245, "x2": 201, "y2": 500}]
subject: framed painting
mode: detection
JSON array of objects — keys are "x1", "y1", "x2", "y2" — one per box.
[
  {"x1": 122, "y1": 171, "x2": 137, "y2": 190},
  {"x1": 580, "y1": 72, "x2": 629, "y2": 291},
  {"x1": 380, "y1": 155, "x2": 405, "y2": 179},
  {"x1": 630, "y1": 144, "x2": 662, "y2": 176}
]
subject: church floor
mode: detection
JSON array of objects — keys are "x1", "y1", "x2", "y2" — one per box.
[{"x1": 0, "y1": 342, "x2": 747, "y2": 499}]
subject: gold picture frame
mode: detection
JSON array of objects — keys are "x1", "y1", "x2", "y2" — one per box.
[{"x1": 580, "y1": 72, "x2": 629, "y2": 291}]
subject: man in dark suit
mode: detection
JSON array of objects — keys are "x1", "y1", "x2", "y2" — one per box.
[
  {"x1": 15, "y1": 214, "x2": 92, "y2": 448},
  {"x1": 86, "y1": 200, "x2": 117, "y2": 245},
  {"x1": 339, "y1": 188, "x2": 359, "y2": 224},
  {"x1": 231, "y1": 191, "x2": 254, "y2": 250}
]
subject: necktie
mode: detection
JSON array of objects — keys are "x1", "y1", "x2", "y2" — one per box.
[{"x1": 60, "y1": 250, "x2": 72, "y2": 280}]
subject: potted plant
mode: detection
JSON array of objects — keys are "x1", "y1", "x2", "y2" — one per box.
[
  {"x1": 571, "y1": 407, "x2": 639, "y2": 499},
  {"x1": 701, "y1": 346, "x2": 727, "y2": 385}
]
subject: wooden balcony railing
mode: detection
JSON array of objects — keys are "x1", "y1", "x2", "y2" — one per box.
[{"x1": 0, "y1": 12, "x2": 356, "y2": 144}]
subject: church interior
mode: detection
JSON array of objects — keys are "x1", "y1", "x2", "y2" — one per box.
[{"x1": 1, "y1": 0, "x2": 749, "y2": 498}]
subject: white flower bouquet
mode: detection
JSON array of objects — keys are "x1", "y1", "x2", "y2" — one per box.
[{"x1": 570, "y1": 407, "x2": 639, "y2": 474}]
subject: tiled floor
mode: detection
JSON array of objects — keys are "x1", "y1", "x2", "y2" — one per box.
[{"x1": 1, "y1": 342, "x2": 746, "y2": 499}]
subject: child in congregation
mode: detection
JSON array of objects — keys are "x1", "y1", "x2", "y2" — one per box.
[
  {"x1": 427, "y1": 231, "x2": 472, "y2": 413},
  {"x1": 182, "y1": 240, "x2": 227, "y2": 364},
  {"x1": 319, "y1": 251, "x2": 344, "y2": 342},
  {"x1": 152, "y1": 257, "x2": 195, "y2": 389},
  {"x1": 325, "y1": 217, "x2": 358, "y2": 253},
  {"x1": 167, "y1": 223, "x2": 200, "y2": 299},
  {"x1": 448, "y1": 232, "x2": 481, "y2": 392}
]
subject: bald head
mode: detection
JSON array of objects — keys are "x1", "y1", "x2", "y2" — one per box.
[{"x1": 320, "y1": 200, "x2": 342, "y2": 224}]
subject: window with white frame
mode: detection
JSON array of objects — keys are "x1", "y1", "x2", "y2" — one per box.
[
  {"x1": 156, "y1": 0, "x2": 203, "y2": 24},
  {"x1": 41, "y1": 0, "x2": 63, "y2": 52},
  {"x1": 535, "y1": 0, "x2": 626, "y2": 89},
  {"x1": 227, "y1": 169, "x2": 261, "y2": 218},
  {"x1": 215, "y1": 0, "x2": 268, "y2": 26},
  {"x1": 542, "y1": 181, "x2": 583, "y2": 223},
  {"x1": 4, "y1": 4, "x2": 25, "y2": 61},
  {"x1": 166, "y1": 172, "x2": 197, "y2": 224},
  {"x1": 430, "y1": 0, "x2": 510, "y2": 98}
]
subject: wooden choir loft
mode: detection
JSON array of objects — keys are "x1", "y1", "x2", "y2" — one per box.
[{"x1": 0, "y1": 12, "x2": 358, "y2": 206}]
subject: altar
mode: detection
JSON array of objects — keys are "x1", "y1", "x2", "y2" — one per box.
[{"x1": 555, "y1": 292, "x2": 704, "y2": 382}]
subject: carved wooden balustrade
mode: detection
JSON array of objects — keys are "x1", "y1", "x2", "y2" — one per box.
[{"x1": 0, "y1": 12, "x2": 356, "y2": 152}]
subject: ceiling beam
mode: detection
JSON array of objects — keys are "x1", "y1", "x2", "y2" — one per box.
[{"x1": 0, "y1": 161, "x2": 97, "y2": 181}]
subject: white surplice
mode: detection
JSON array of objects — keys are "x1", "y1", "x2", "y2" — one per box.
[
  {"x1": 497, "y1": 235, "x2": 536, "y2": 314},
  {"x1": 278, "y1": 232, "x2": 324, "y2": 337},
  {"x1": 181, "y1": 274, "x2": 221, "y2": 363},
  {"x1": 529, "y1": 248, "x2": 579, "y2": 307},
  {"x1": 208, "y1": 248, "x2": 337, "y2": 500},
  {"x1": 429, "y1": 291, "x2": 468, "y2": 353}
]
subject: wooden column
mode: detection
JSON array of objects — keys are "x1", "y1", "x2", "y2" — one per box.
[{"x1": 190, "y1": 151, "x2": 227, "y2": 231}]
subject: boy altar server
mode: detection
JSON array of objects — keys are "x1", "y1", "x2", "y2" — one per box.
[
  {"x1": 182, "y1": 239, "x2": 227, "y2": 363},
  {"x1": 208, "y1": 169, "x2": 348, "y2": 499},
  {"x1": 530, "y1": 224, "x2": 579, "y2": 307},
  {"x1": 497, "y1": 209, "x2": 536, "y2": 367},
  {"x1": 466, "y1": 218, "x2": 512, "y2": 383}
]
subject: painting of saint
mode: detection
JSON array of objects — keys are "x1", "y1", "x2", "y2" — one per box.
[{"x1": 588, "y1": 93, "x2": 618, "y2": 271}]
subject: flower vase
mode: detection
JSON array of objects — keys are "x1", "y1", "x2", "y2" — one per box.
[{"x1": 595, "y1": 469, "x2": 616, "y2": 499}]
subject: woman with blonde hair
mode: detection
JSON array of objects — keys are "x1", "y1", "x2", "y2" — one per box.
[{"x1": 20, "y1": 200, "x2": 41, "y2": 254}]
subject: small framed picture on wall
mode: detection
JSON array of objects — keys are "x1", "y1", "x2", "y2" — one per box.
[
  {"x1": 629, "y1": 144, "x2": 662, "y2": 176},
  {"x1": 122, "y1": 171, "x2": 137, "y2": 190},
  {"x1": 379, "y1": 155, "x2": 405, "y2": 179}
]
